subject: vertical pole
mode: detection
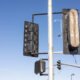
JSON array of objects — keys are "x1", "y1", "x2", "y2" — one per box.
[
  {"x1": 48, "y1": 0, "x2": 53, "y2": 80},
  {"x1": 71, "y1": 75, "x2": 72, "y2": 80},
  {"x1": 71, "y1": 74, "x2": 75, "y2": 80}
]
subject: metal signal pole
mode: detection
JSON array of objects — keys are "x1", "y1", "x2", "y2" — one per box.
[{"x1": 48, "y1": 0, "x2": 53, "y2": 80}]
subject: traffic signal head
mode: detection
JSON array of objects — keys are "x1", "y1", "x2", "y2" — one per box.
[
  {"x1": 63, "y1": 9, "x2": 80, "y2": 55},
  {"x1": 23, "y1": 21, "x2": 39, "y2": 57},
  {"x1": 35, "y1": 60, "x2": 46, "y2": 75},
  {"x1": 57, "y1": 60, "x2": 61, "y2": 70}
]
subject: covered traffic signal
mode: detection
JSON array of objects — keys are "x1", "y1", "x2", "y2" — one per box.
[
  {"x1": 35, "y1": 60, "x2": 46, "y2": 75},
  {"x1": 63, "y1": 9, "x2": 80, "y2": 54},
  {"x1": 57, "y1": 60, "x2": 61, "y2": 70},
  {"x1": 23, "y1": 21, "x2": 39, "y2": 57}
]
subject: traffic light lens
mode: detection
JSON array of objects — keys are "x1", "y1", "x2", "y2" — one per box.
[{"x1": 69, "y1": 9, "x2": 79, "y2": 47}]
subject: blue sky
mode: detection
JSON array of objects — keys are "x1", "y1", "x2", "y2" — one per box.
[{"x1": 0, "y1": 0, "x2": 80, "y2": 80}]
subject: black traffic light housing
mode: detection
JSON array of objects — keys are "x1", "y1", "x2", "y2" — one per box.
[
  {"x1": 57, "y1": 60, "x2": 61, "y2": 70},
  {"x1": 63, "y1": 9, "x2": 80, "y2": 55},
  {"x1": 35, "y1": 60, "x2": 46, "y2": 75},
  {"x1": 23, "y1": 21, "x2": 39, "y2": 57}
]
